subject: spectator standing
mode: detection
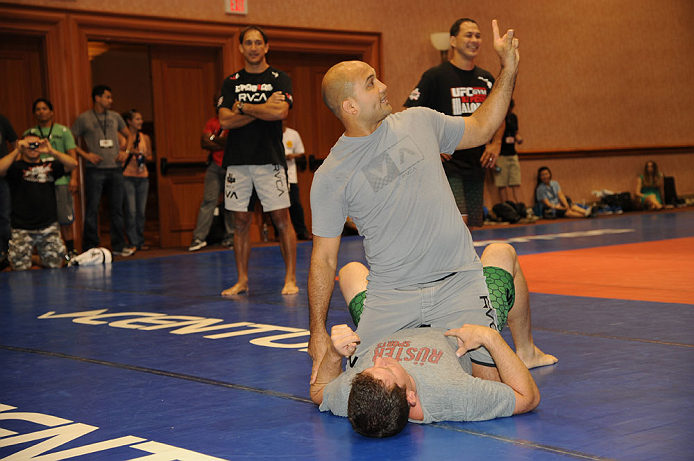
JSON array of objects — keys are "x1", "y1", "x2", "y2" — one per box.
[
  {"x1": 0, "y1": 114, "x2": 18, "y2": 270},
  {"x1": 71, "y1": 85, "x2": 135, "y2": 257},
  {"x1": 0, "y1": 135, "x2": 78, "y2": 270},
  {"x1": 404, "y1": 18, "x2": 503, "y2": 228},
  {"x1": 217, "y1": 25, "x2": 298, "y2": 295},
  {"x1": 495, "y1": 99, "x2": 523, "y2": 203},
  {"x1": 119, "y1": 109, "x2": 152, "y2": 251},
  {"x1": 283, "y1": 122, "x2": 311, "y2": 240},
  {"x1": 189, "y1": 95, "x2": 235, "y2": 252},
  {"x1": 23, "y1": 98, "x2": 79, "y2": 260}
]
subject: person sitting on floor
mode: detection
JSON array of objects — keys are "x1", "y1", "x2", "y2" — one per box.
[
  {"x1": 535, "y1": 166, "x2": 591, "y2": 218},
  {"x1": 311, "y1": 243, "x2": 555, "y2": 437},
  {"x1": 635, "y1": 160, "x2": 664, "y2": 211}
]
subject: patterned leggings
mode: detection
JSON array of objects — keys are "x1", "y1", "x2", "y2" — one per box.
[{"x1": 348, "y1": 266, "x2": 515, "y2": 331}]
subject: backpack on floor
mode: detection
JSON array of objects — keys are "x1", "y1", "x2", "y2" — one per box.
[
  {"x1": 506, "y1": 201, "x2": 527, "y2": 218},
  {"x1": 492, "y1": 202, "x2": 520, "y2": 223},
  {"x1": 602, "y1": 192, "x2": 633, "y2": 212}
]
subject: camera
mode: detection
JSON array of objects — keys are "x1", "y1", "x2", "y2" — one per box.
[{"x1": 28, "y1": 142, "x2": 40, "y2": 149}]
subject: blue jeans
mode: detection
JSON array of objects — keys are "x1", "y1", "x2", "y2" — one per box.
[
  {"x1": 123, "y1": 176, "x2": 149, "y2": 248},
  {"x1": 83, "y1": 168, "x2": 127, "y2": 252}
]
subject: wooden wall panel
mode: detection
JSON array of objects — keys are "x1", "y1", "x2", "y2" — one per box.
[
  {"x1": 0, "y1": 36, "x2": 45, "y2": 134},
  {"x1": 8, "y1": 0, "x2": 690, "y2": 152}
]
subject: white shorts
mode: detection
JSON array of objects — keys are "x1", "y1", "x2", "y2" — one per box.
[{"x1": 224, "y1": 164, "x2": 291, "y2": 212}]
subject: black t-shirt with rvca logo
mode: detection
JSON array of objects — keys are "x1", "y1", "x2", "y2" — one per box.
[
  {"x1": 404, "y1": 62, "x2": 494, "y2": 180},
  {"x1": 219, "y1": 66, "x2": 293, "y2": 168}
]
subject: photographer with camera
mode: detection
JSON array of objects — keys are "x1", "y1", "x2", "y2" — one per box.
[
  {"x1": 0, "y1": 134, "x2": 78, "y2": 270},
  {"x1": 23, "y1": 98, "x2": 79, "y2": 261}
]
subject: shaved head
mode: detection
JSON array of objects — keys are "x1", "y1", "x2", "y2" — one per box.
[{"x1": 322, "y1": 61, "x2": 369, "y2": 118}]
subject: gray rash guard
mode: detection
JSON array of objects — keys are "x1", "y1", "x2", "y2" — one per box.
[
  {"x1": 320, "y1": 328, "x2": 515, "y2": 423},
  {"x1": 310, "y1": 107, "x2": 481, "y2": 290}
]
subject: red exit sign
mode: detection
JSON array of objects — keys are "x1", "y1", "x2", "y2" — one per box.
[{"x1": 225, "y1": 0, "x2": 247, "y2": 14}]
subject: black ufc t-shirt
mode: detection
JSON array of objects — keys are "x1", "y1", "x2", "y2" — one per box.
[{"x1": 404, "y1": 62, "x2": 495, "y2": 180}]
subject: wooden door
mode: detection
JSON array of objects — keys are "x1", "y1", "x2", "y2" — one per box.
[
  {"x1": 268, "y1": 52, "x2": 358, "y2": 234},
  {"x1": 150, "y1": 46, "x2": 222, "y2": 248},
  {"x1": 0, "y1": 34, "x2": 46, "y2": 137}
]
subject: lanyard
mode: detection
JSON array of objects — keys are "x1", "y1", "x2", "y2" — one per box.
[
  {"x1": 92, "y1": 110, "x2": 108, "y2": 137},
  {"x1": 36, "y1": 123, "x2": 54, "y2": 140}
]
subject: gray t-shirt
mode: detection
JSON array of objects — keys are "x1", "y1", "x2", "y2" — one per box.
[
  {"x1": 319, "y1": 328, "x2": 515, "y2": 423},
  {"x1": 71, "y1": 109, "x2": 126, "y2": 169},
  {"x1": 310, "y1": 107, "x2": 480, "y2": 289}
]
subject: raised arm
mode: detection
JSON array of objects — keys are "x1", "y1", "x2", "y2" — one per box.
[
  {"x1": 481, "y1": 123, "x2": 505, "y2": 169},
  {"x1": 42, "y1": 139, "x2": 78, "y2": 172},
  {"x1": 457, "y1": 20, "x2": 519, "y2": 151},
  {"x1": 0, "y1": 146, "x2": 21, "y2": 176},
  {"x1": 307, "y1": 235, "x2": 342, "y2": 384},
  {"x1": 445, "y1": 324, "x2": 540, "y2": 414}
]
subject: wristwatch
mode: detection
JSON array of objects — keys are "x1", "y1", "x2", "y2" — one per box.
[{"x1": 237, "y1": 101, "x2": 245, "y2": 114}]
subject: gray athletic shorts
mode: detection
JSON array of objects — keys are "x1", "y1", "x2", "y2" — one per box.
[
  {"x1": 55, "y1": 184, "x2": 75, "y2": 225},
  {"x1": 354, "y1": 268, "x2": 498, "y2": 366},
  {"x1": 224, "y1": 164, "x2": 291, "y2": 212}
]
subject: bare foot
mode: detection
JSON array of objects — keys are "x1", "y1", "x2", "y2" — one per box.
[
  {"x1": 221, "y1": 283, "x2": 248, "y2": 296},
  {"x1": 281, "y1": 281, "x2": 299, "y2": 295},
  {"x1": 518, "y1": 345, "x2": 558, "y2": 369}
]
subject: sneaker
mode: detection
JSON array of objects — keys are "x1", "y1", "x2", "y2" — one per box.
[
  {"x1": 583, "y1": 205, "x2": 593, "y2": 217},
  {"x1": 113, "y1": 246, "x2": 136, "y2": 257},
  {"x1": 221, "y1": 236, "x2": 234, "y2": 248},
  {"x1": 188, "y1": 239, "x2": 207, "y2": 252}
]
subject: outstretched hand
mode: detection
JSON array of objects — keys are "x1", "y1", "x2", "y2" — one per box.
[{"x1": 491, "y1": 19, "x2": 520, "y2": 70}]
